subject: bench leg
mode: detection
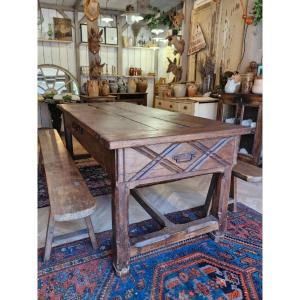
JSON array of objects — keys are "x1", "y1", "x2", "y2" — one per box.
[
  {"x1": 44, "y1": 211, "x2": 55, "y2": 262},
  {"x1": 229, "y1": 176, "x2": 238, "y2": 212},
  {"x1": 85, "y1": 217, "x2": 98, "y2": 250}
]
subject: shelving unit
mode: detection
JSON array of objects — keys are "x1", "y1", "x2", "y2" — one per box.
[
  {"x1": 217, "y1": 93, "x2": 262, "y2": 166},
  {"x1": 80, "y1": 43, "x2": 118, "y2": 48},
  {"x1": 38, "y1": 39, "x2": 73, "y2": 44}
]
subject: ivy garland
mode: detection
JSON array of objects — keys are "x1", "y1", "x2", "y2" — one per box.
[
  {"x1": 253, "y1": 0, "x2": 262, "y2": 25},
  {"x1": 143, "y1": 5, "x2": 177, "y2": 31}
]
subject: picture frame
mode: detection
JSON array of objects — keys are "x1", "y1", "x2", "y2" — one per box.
[
  {"x1": 80, "y1": 24, "x2": 88, "y2": 43},
  {"x1": 53, "y1": 17, "x2": 72, "y2": 41},
  {"x1": 99, "y1": 26, "x2": 106, "y2": 44},
  {"x1": 80, "y1": 24, "x2": 106, "y2": 44},
  {"x1": 105, "y1": 27, "x2": 118, "y2": 45}
]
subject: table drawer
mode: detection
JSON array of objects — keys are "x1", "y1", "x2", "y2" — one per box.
[
  {"x1": 177, "y1": 101, "x2": 197, "y2": 115},
  {"x1": 161, "y1": 100, "x2": 174, "y2": 111}
]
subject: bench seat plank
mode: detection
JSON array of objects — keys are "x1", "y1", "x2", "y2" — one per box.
[
  {"x1": 38, "y1": 129, "x2": 96, "y2": 222},
  {"x1": 232, "y1": 160, "x2": 262, "y2": 183}
]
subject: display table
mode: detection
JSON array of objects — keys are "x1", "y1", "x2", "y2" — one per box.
[
  {"x1": 110, "y1": 92, "x2": 147, "y2": 106},
  {"x1": 80, "y1": 95, "x2": 117, "y2": 103},
  {"x1": 59, "y1": 102, "x2": 250, "y2": 276}
]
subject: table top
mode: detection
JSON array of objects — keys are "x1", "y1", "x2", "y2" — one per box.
[{"x1": 59, "y1": 103, "x2": 250, "y2": 150}]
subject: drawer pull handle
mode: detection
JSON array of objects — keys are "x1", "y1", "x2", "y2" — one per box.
[
  {"x1": 184, "y1": 106, "x2": 188, "y2": 110},
  {"x1": 158, "y1": 102, "x2": 161, "y2": 105},
  {"x1": 173, "y1": 151, "x2": 196, "y2": 163},
  {"x1": 170, "y1": 105, "x2": 173, "y2": 108}
]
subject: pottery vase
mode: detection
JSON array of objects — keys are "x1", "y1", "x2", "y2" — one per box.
[
  {"x1": 101, "y1": 80, "x2": 110, "y2": 96},
  {"x1": 187, "y1": 83, "x2": 198, "y2": 97},
  {"x1": 173, "y1": 83, "x2": 187, "y2": 98},
  {"x1": 252, "y1": 77, "x2": 263, "y2": 94},
  {"x1": 87, "y1": 80, "x2": 99, "y2": 97},
  {"x1": 137, "y1": 78, "x2": 148, "y2": 93},
  {"x1": 109, "y1": 80, "x2": 118, "y2": 93},
  {"x1": 225, "y1": 78, "x2": 240, "y2": 93},
  {"x1": 127, "y1": 78, "x2": 137, "y2": 93}
]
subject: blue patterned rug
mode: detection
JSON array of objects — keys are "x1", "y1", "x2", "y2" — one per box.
[{"x1": 38, "y1": 203, "x2": 262, "y2": 299}]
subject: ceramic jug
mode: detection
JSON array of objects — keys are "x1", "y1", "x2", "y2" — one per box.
[
  {"x1": 87, "y1": 80, "x2": 99, "y2": 97},
  {"x1": 101, "y1": 80, "x2": 110, "y2": 96},
  {"x1": 187, "y1": 83, "x2": 198, "y2": 97},
  {"x1": 224, "y1": 78, "x2": 241, "y2": 93},
  {"x1": 109, "y1": 80, "x2": 118, "y2": 93},
  {"x1": 118, "y1": 79, "x2": 127, "y2": 93},
  {"x1": 173, "y1": 83, "x2": 187, "y2": 98},
  {"x1": 252, "y1": 77, "x2": 263, "y2": 94},
  {"x1": 137, "y1": 78, "x2": 148, "y2": 93},
  {"x1": 128, "y1": 78, "x2": 137, "y2": 93}
]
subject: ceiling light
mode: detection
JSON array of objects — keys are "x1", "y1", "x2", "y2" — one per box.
[
  {"x1": 121, "y1": 4, "x2": 144, "y2": 25},
  {"x1": 102, "y1": 16, "x2": 114, "y2": 23},
  {"x1": 151, "y1": 29, "x2": 164, "y2": 35}
]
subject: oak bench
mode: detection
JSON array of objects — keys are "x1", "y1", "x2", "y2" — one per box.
[
  {"x1": 229, "y1": 160, "x2": 262, "y2": 212},
  {"x1": 38, "y1": 128, "x2": 98, "y2": 261}
]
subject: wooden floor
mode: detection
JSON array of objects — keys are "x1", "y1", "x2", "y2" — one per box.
[{"x1": 38, "y1": 135, "x2": 262, "y2": 249}]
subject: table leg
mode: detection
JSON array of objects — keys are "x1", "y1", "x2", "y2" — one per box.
[
  {"x1": 210, "y1": 168, "x2": 232, "y2": 242},
  {"x1": 112, "y1": 182, "x2": 130, "y2": 277},
  {"x1": 63, "y1": 116, "x2": 74, "y2": 157}
]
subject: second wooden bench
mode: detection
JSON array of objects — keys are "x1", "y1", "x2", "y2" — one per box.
[{"x1": 38, "y1": 129, "x2": 98, "y2": 261}]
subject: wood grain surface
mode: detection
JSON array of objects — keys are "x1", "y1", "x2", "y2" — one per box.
[
  {"x1": 38, "y1": 129, "x2": 96, "y2": 222},
  {"x1": 59, "y1": 102, "x2": 250, "y2": 150}
]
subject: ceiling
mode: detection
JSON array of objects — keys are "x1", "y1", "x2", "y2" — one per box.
[{"x1": 40, "y1": 0, "x2": 182, "y2": 13}]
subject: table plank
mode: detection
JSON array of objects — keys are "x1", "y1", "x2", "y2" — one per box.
[{"x1": 59, "y1": 103, "x2": 250, "y2": 149}]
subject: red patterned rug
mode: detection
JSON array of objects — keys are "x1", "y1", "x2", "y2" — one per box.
[{"x1": 38, "y1": 203, "x2": 262, "y2": 299}]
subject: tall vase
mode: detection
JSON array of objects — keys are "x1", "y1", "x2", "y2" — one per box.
[{"x1": 87, "y1": 80, "x2": 99, "y2": 97}]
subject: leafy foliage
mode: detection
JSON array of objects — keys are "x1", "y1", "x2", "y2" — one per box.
[{"x1": 252, "y1": 0, "x2": 262, "y2": 25}]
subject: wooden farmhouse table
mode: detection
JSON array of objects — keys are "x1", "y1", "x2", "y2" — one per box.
[{"x1": 59, "y1": 102, "x2": 250, "y2": 276}]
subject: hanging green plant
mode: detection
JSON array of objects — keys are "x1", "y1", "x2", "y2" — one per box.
[{"x1": 253, "y1": 0, "x2": 262, "y2": 25}]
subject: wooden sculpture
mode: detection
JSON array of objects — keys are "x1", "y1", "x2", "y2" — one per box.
[
  {"x1": 84, "y1": 0, "x2": 100, "y2": 22},
  {"x1": 169, "y1": 10, "x2": 184, "y2": 29},
  {"x1": 88, "y1": 28, "x2": 103, "y2": 54},
  {"x1": 167, "y1": 57, "x2": 183, "y2": 83},
  {"x1": 89, "y1": 59, "x2": 106, "y2": 79},
  {"x1": 167, "y1": 35, "x2": 185, "y2": 56}
]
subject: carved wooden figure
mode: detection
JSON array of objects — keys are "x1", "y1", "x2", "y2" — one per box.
[
  {"x1": 88, "y1": 28, "x2": 103, "y2": 55},
  {"x1": 169, "y1": 10, "x2": 184, "y2": 29},
  {"x1": 167, "y1": 57, "x2": 183, "y2": 83},
  {"x1": 89, "y1": 59, "x2": 106, "y2": 79},
  {"x1": 84, "y1": 0, "x2": 100, "y2": 22},
  {"x1": 167, "y1": 35, "x2": 185, "y2": 56}
]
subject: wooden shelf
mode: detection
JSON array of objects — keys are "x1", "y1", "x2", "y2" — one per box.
[
  {"x1": 38, "y1": 39, "x2": 73, "y2": 44},
  {"x1": 80, "y1": 43, "x2": 118, "y2": 48},
  {"x1": 124, "y1": 46, "x2": 159, "y2": 50}
]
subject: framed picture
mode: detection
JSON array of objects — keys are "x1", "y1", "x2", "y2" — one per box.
[
  {"x1": 53, "y1": 17, "x2": 72, "y2": 41},
  {"x1": 80, "y1": 25, "x2": 106, "y2": 44},
  {"x1": 105, "y1": 27, "x2": 118, "y2": 45},
  {"x1": 99, "y1": 26, "x2": 106, "y2": 44}
]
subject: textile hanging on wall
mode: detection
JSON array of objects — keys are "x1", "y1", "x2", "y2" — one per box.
[{"x1": 188, "y1": 22, "x2": 206, "y2": 55}]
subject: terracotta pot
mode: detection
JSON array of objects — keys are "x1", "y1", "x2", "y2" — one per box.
[
  {"x1": 127, "y1": 78, "x2": 137, "y2": 93},
  {"x1": 187, "y1": 83, "x2": 198, "y2": 97},
  {"x1": 137, "y1": 78, "x2": 148, "y2": 93},
  {"x1": 87, "y1": 80, "x2": 99, "y2": 97},
  {"x1": 173, "y1": 83, "x2": 187, "y2": 98},
  {"x1": 101, "y1": 80, "x2": 110, "y2": 96}
]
